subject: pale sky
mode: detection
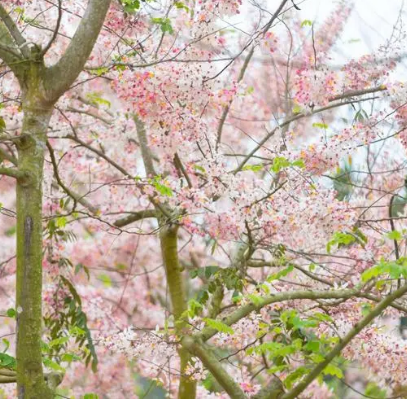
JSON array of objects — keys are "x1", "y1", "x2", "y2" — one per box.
[{"x1": 299, "y1": 0, "x2": 406, "y2": 64}]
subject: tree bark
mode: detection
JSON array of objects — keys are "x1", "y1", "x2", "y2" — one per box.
[
  {"x1": 160, "y1": 223, "x2": 197, "y2": 399},
  {"x1": 16, "y1": 104, "x2": 53, "y2": 398}
]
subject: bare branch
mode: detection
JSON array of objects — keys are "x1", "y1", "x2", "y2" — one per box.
[
  {"x1": 134, "y1": 115, "x2": 156, "y2": 177},
  {"x1": 114, "y1": 209, "x2": 157, "y2": 227},
  {"x1": 234, "y1": 95, "x2": 382, "y2": 173},
  {"x1": 46, "y1": 140, "x2": 99, "y2": 214},
  {"x1": 65, "y1": 134, "x2": 132, "y2": 178},
  {"x1": 0, "y1": 376, "x2": 16, "y2": 384},
  {"x1": 0, "y1": 369, "x2": 16, "y2": 377},
  {"x1": 216, "y1": 47, "x2": 254, "y2": 149},
  {"x1": 41, "y1": 0, "x2": 62, "y2": 56}
]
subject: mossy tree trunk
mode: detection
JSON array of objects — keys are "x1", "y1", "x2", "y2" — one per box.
[
  {"x1": 0, "y1": 1, "x2": 111, "y2": 397},
  {"x1": 160, "y1": 223, "x2": 197, "y2": 399},
  {"x1": 16, "y1": 106, "x2": 53, "y2": 398}
]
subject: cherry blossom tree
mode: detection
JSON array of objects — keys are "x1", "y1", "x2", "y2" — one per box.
[{"x1": 1, "y1": 0, "x2": 407, "y2": 398}]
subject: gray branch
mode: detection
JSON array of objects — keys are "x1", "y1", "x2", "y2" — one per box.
[{"x1": 46, "y1": 0, "x2": 111, "y2": 100}]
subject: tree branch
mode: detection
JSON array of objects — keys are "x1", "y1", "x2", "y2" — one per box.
[
  {"x1": 199, "y1": 288, "x2": 360, "y2": 342},
  {"x1": 134, "y1": 115, "x2": 156, "y2": 177},
  {"x1": 234, "y1": 96, "x2": 381, "y2": 173},
  {"x1": 0, "y1": 4, "x2": 29, "y2": 58},
  {"x1": 182, "y1": 337, "x2": 247, "y2": 399},
  {"x1": 0, "y1": 166, "x2": 26, "y2": 180},
  {"x1": 328, "y1": 85, "x2": 386, "y2": 102},
  {"x1": 216, "y1": 46, "x2": 254, "y2": 149},
  {"x1": 0, "y1": 146, "x2": 17, "y2": 166},
  {"x1": 282, "y1": 283, "x2": 407, "y2": 399},
  {"x1": 0, "y1": 375, "x2": 16, "y2": 383},
  {"x1": 41, "y1": 0, "x2": 62, "y2": 56},
  {"x1": 46, "y1": 140, "x2": 99, "y2": 214},
  {"x1": 46, "y1": 0, "x2": 111, "y2": 100},
  {"x1": 0, "y1": 369, "x2": 16, "y2": 377},
  {"x1": 65, "y1": 135, "x2": 132, "y2": 178},
  {"x1": 0, "y1": 22, "x2": 25, "y2": 79},
  {"x1": 113, "y1": 209, "x2": 157, "y2": 227},
  {"x1": 252, "y1": 377, "x2": 284, "y2": 399}
]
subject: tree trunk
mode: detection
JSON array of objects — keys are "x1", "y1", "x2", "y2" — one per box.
[
  {"x1": 15, "y1": 104, "x2": 53, "y2": 399},
  {"x1": 160, "y1": 224, "x2": 197, "y2": 399}
]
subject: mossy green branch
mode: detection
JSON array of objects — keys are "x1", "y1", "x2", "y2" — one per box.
[
  {"x1": 0, "y1": 167, "x2": 27, "y2": 180},
  {"x1": 182, "y1": 337, "x2": 247, "y2": 399},
  {"x1": 160, "y1": 223, "x2": 196, "y2": 399},
  {"x1": 199, "y1": 287, "x2": 360, "y2": 342},
  {"x1": 282, "y1": 282, "x2": 407, "y2": 399}
]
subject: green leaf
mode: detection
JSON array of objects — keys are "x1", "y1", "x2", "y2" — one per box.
[
  {"x1": 56, "y1": 216, "x2": 67, "y2": 228},
  {"x1": 0, "y1": 117, "x2": 5, "y2": 131},
  {"x1": 187, "y1": 299, "x2": 204, "y2": 318},
  {"x1": 75, "y1": 263, "x2": 90, "y2": 280},
  {"x1": 86, "y1": 92, "x2": 111, "y2": 108},
  {"x1": 2, "y1": 339, "x2": 10, "y2": 353},
  {"x1": 326, "y1": 232, "x2": 356, "y2": 253},
  {"x1": 310, "y1": 353, "x2": 325, "y2": 363},
  {"x1": 69, "y1": 326, "x2": 86, "y2": 336},
  {"x1": 323, "y1": 363, "x2": 343, "y2": 378},
  {"x1": 267, "y1": 265, "x2": 294, "y2": 282},
  {"x1": 210, "y1": 240, "x2": 218, "y2": 255},
  {"x1": 0, "y1": 353, "x2": 16, "y2": 368},
  {"x1": 304, "y1": 341, "x2": 320, "y2": 352},
  {"x1": 193, "y1": 164, "x2": 206, "y2": 174},
  {"x1": 361, "y1": 258, "x2": 407, "y2": 282},
  {"x1": 203, "y1": 318, "x2": 234, "y2": 335},
  {"x1": 271, "y1": 157, "x2": 291, "y2": 173},
  {"x1": 151, "y1": 17, "x2": 174, "y2": 34},
  {"x1": 364, "y1": 382, "x2": 387, "y2": 399},
  {"x1": 99, "y1": 274, "x2": 112, "y2": 287},
  {"x1": 152, "y1": 176, "x2": 173, "y2": 197},
  {"x1": 49, "y1": 336, "x2": 69, "y2": 348},
  {"x1": 43, "y1": 358, "x2": 66, "y2": 372},
  {"x1": 6, "y1": 308, "x2": 16, "y2": 318},
  {"x1": 301, "y1": 19, "x2": 312, "y2": 27},
  {"x1": 5, "y1": 226, "x2": 16, "y2": 237},
  {"x1": 292, "y1": 159, "x2": 305, "y2": 168},
  {"x1": 247, "y1": 293, "x2": 263, "y2": 306},
  {"x1": 312, "y1": 122, "x2": 328, "y2": 129},
  {"x1": 387, "y1": 230, "x2": 403, "y2": 241},
  {"x1": 60, "y1": 276, "x2": 82, "y2": 305},
  {"x1": 361, "y1": 303, "x2": 373, "y2": 317},
  {"x1": 174, "y1": 1, "x2": 189, "y2": 12},
  {"x1": 242, "y1": 164, "x2": 263, "y2": 172},
  {"x1": 189, "y1": 266, "x2": 219, "y2": 279},
  {"x1": 84, "y1": 394, "x2": 99, "y2": 399},
  {"x1": 61, "y1": 353, "x2": 81, "y2": 363},
  {"x1": 90, "y1": 67, "x2": 109, "y2": 77},
  {"x1": 246, "y1": 86, "x2": 254, "y2": 94}
]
